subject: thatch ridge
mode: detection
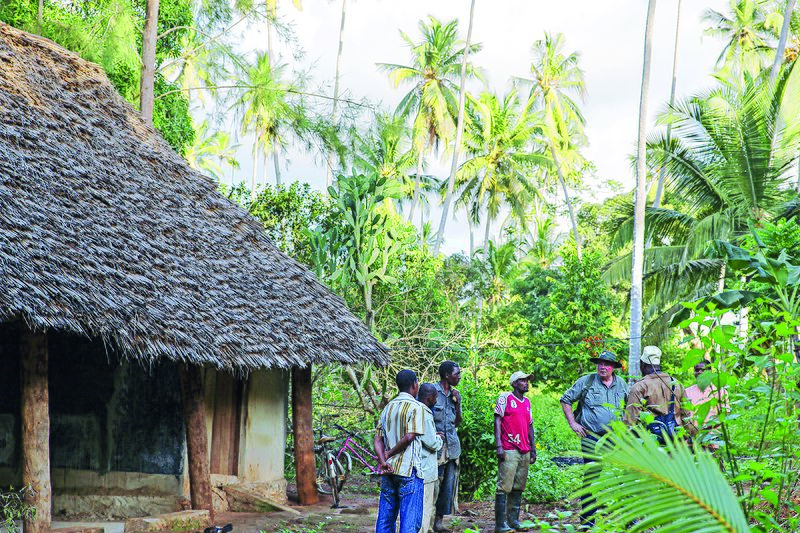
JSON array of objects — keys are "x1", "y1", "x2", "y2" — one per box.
[{"x1": 0, "y1": 23, "x2": 388, "y2": 372}]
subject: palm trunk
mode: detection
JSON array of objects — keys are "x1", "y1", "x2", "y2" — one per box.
[
  {"x1": 408, "y1": 152, "x2": 424, "y2": 223},
  {"x1": 550, "y1": 143, "x2": 582, "y2": 260},
  {"x1": 630, "y1": 0, "x2": 657, "y2": 377},
  {"x1": 434, "y1": 0, "x2": 476, "y2": 255},
  {"x1": 326, "y1": 0, "x2": 347, "y2": 188},
  {"x1": 771, "y1": 0, "x2": 796, "y2": 82},
  {"x1": 652, "y1": 0, "x2": 681, "y2": 209},
  {"x1": 250, "y1": 145, "x2": 259, "y2": 201},
  {"x1": 140, "y1": 0, "x2": 160, "y2": 125},
  {"x1": 273, "y1": 142, "x2": 283, "y2": 186},
  {"x1": 37, "y1": 0, "x2": 43, "y2": 33},
  {"x1": 469, "y1": 223, "x2": 475, "y2": 257},
  {"x1": 482, "y1": 214, "x2": 491, "y2": 262}
]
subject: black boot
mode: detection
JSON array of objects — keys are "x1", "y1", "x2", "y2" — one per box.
[
  {"x1": 506, "y1": 490, "x2": 528, "y2": 531},
  {"x1": 495, "y1": 493, "x2": 515, "y2": 533}
]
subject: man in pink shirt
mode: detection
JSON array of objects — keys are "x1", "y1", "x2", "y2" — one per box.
[
  {"x1": 493, "y1": 371, "x2": 536, "y2": 533},
  {"x1": 685, "y1": 360, "x2": 729, "y2": 449}
]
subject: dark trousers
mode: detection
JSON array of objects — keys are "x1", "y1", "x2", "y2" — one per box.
[
  {"x1": 435, "y1": 459, "x2": 458, "y2": 516},
  {"x1": 580, "y1": 434, "x2": 603, "y2": 526}
]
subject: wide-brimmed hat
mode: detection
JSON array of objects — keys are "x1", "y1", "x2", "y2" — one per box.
[
  {"x1": 589, "y1": 350, "x2": 622, "y2": 368},
  {"x1": 641, "y1": 345, "x2": 662, "y2": 365},
  {"x1": 509, "y1": 371, "x2": 533, "y2": 386}
]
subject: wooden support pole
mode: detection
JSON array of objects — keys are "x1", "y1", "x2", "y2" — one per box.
[
  {"x1": 20, "y1": 325, "x2": 51, "y2": 533},
  {"x1": 292, "y1": 365, "x2": 318, "y2": 505},
  {"x1": 179, "y1": 364, "x2": 214, "y2": 521}
]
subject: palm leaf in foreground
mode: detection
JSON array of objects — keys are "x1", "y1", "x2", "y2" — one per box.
[{"x1": 578, "y1": 426, "x2": 750, "y2": 532}]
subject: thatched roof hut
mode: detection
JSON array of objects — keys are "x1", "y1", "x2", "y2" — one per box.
[{"x1": 0, "y1": 22, "x2": 388, "y2": 373}]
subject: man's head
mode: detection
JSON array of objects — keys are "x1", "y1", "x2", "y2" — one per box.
[
  {"x1": 417, "y1": 383, "x2": 438, "y2": 409},
  {"x1": 694, "y1": 360, "x2": 709, "y2": 379},
  {"x1": 439, "y1": 361, "x2": 462, "y2": 386},
  {"x1": 396, "y1": 369, "x2": 419, "y2": 397},
  {"x1": 509, "y1": 371, "x2": 532, "y2": 395},
  {"x1": 640, "y1": 346, "x2": 662, "y2": 375},
  {"x1": 589, "y1": 350, "x2": 622, "y2": 380}
]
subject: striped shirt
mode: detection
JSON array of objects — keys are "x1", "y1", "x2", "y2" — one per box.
[{"x1": 378, "y1": 392, "x2": 425, "y2": 478}]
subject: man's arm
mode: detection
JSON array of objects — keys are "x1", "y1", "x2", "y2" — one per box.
[
  {"x1": 560, "y1": 401, "x2": 588, "y2": 438},
  {"x1": 386, "y1": 432, "x2": 417, "y2": 459},
  {"x1": 420, "y1": 416, "x2": 443, "y2": 452},
  {"x1": 677, "y1": 386, "x2": 699, "y2": 437},
  {"x1": 624, "y1": 385, "x2": 644, "y2": 426},
  {"x1": 374, "y1": 431, "x2": 392, "y2": 474},
  {"x1": 494, "y1": 414, "x2": 505, "y2": 462},
  {"x1": 528, "y1": 421, "x2": 536, "y2": 463}
]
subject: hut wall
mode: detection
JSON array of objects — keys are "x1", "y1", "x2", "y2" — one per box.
[
  {"x1": 0, "y1": 324, "x2": 185, "y2": 517},
  {"x1": 239, "y1": 369, "x2": 288, "y2": 502}
]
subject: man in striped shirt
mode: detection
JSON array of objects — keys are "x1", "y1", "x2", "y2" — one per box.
[{"x1": 374, "y1": 369, "x2": 426, "y2": 533}]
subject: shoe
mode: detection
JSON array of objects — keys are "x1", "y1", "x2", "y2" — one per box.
[
  {"x1": 506, "y1": 490, "x2": 528, "y2": 531},
  {"x1": 494, "y1": 493, "x2": 515, "y2": 533},
  {"x1": 433, "y1": 516, "x2": 451, "y2": 533}
]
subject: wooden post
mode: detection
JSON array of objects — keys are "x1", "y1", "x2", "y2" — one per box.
[
  {"x1": 20, "y1": 325, "x2": 51, "y2": 533},
  {"x1": 179, "y1": 364, "x2": 214, "y2": 520},
  {"x1": 292, "y1": 365, "x2": 318, "y2": 505}
]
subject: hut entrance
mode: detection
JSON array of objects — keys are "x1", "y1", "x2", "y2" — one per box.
[{"x1": 210, "y1": 373, "x2": 242, "y2": 476}]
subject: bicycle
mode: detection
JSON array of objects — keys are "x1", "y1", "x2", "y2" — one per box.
[{"x1": 314, "y1": 429, "x2": 347, "y2": 508}]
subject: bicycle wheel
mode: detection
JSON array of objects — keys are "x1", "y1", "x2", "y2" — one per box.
[{"x1": 315, "y1": 452, "x2": 335, "y2": 495}]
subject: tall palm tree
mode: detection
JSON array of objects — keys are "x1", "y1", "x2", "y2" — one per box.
[
  {"x1": 326, "y1": 0, "x2": 347, "y2": 187},
  {"x1": 770, "y1": 0, "x2": 797, "y2": 81},
  {"x1": 605, "y1": 65, "x2": 800, "y2": 337},
  {"x1": 453, "y1": 90, "x2": 546, "y2": 259},
  {"x1": 518, "y1": 32, "x2": 587, "y2": 260},
  {"x1": 185, "y1": 121, "x2": 240, "y2": 182},
  {"x1": 231, "y1": 52, "x2": 299, "y2": 189},
  {"x1": 703, "y1": 0, "x2": 772, "y2": 81},
  {"x1": 630, "y1": 0, "x2": 657, "y2": 376},
  {"x1": 378, "y1": 17, "x2": 481, "y2": 224},
  {"x1": 435, "y1": 0, "x2": 477, "y2": 254}
]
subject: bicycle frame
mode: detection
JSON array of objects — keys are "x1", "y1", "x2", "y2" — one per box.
[{"x1": 337, "y1": 435, "x2": 381, "y2": 475}]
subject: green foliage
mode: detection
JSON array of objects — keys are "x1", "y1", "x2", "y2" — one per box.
[
  {"x1": 154, "y1": 75, "x2": 195, "y2": 155},
  {"x1": 509, "y1": 246, "x2": 623, "y2": 384},
  {"x1": 1, "y1": 486, "x2": 36, "y2": 533}
]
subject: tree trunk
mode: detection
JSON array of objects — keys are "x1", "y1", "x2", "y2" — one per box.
[
  {"x1": 273, "y1": 142, "x2": 283, "y2": 186},
  {"x1": 469, "y1": 223, "x2": 475, "y2": 257},
  {"x1": 140, "y1": 0, "x2": 160, "y2": 125},
  {"x1": 37, "y1": 0, "x2": 43, "y2": 34},
  {"x1": 482, "y1": 214, "x2": 491, "y2": 262},
  {"x1": 364, "y1": 280, "x2": 374, "y2": 332},
  {"x1": 771, "y1": 0, "x2": 797, "y2": 82},
  {"x1": 551, "y1": 144, "x2": 582, "y2": 260},
  {"x1": 407, "y1": 152, "x2": 424, "y2": 223},
  {"x1": 434, "y1": 0, "x2": 476, "y2": 255},
  {"x1": 292, "y1": 366, "x2": 319, "y2": 505},
  {"x1": 652, "y1": 0, "x2": 681, "y2": 209},
  {"x1": 629, "y1": 0, "x2": 657, "y2": 377},
  {"x1": 178, "y1": 365, "x2": 214, "y2": 520},
  {"x1": 326, "y1": 0, "x2": 347, "y2": 188},
  {"x1": 250, "y1": 146, "x2": 259, "y2": 201},
  {"x1": 20, "y1": 326, "x2": 51, "y2": 533}
]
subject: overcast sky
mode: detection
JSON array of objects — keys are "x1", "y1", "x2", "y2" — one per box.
[{"x1": 228, "y1": 0, "x2": 729, "y2": 254}]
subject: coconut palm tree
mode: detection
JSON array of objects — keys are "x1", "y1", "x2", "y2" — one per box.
[
  {"x1": 605, "y1": 65, "x2": 800, "y2": 337},
  {"x1": 703, "y1": 0, "x2": 773, "y2": 81},
  {"x1": 378, "y1": 16, "x2": 481, "y2": 224},
  {"x1": 231, "y1": 52, "x2": 299, "y2": 189},
  {"x1": 435, "y1": 0, "x2": 477, "y2": 254},
  {"x1": 185, "y1": 121, "x2": 240, "y2": 182},
  {"x1": 453, "y1": 90, "x2": 546, "y2": 259},
  {"x1": 517, "y1": 32, "x2": 587, "y2": 260}
]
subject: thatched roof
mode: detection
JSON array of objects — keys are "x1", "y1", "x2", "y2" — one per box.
[{"x1": 0, "y1": 23, "x2": 388, "y2": 372}]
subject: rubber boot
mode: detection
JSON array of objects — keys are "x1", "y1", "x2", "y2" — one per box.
[
  {"x1": 507, "y1": 490, "x2": 528, "y2": 531},
  {"x1": 495, "y1": 493, "x2": 515, "y2": 533},
  {"x1": 433, "y1": 515, "x2": 451, "y2": 533}
]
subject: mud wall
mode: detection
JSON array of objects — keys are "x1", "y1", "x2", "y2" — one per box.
[{"x1": 0, "y1": 323, "x2": 185, "y2": 481}]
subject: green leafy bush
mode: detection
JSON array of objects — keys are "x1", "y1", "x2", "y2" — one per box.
[{"x1": 1, "y1": 486, "x2": 36, "y2": 532}]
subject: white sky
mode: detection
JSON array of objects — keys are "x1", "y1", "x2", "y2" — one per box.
[{"x1": 223, "y1": 0, "x2": 729, "y2": 254}]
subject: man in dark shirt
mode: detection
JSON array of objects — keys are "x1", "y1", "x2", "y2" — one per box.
[{"x1": 432, "y1": 361, "x2": 462, "y2": 532}]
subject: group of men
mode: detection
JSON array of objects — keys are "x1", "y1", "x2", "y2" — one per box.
[
  {"x1": 373, "y1": 362, "x2": 463, "y2": 533},
  {"x1": 373, "y1": 345, "x2": 722, "y2": 533}
]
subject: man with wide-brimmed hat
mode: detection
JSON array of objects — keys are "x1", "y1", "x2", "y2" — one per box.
[
  {"x1": 493, "y1": 371, "x2": 536, "y2": 533},
  {"x1": 560, "y1": 350, "x2": 628, "y2": 528}
]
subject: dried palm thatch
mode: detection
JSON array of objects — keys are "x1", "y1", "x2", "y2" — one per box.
[{"x1": 0, "y1": 23, "x2": 388, "y2": 373}]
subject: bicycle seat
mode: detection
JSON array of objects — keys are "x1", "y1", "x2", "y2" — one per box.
[{"x1": 317, "y1": 435, "x2": 336, "y2": 444}]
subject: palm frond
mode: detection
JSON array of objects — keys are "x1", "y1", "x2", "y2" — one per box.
[{"x1": 579, "y1": 426, "x2": 750, "y2": 532}]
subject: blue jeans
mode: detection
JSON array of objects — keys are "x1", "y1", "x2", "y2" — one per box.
[{"x1": 376, "y1": 471, "x2": 425, "y2": 533}]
